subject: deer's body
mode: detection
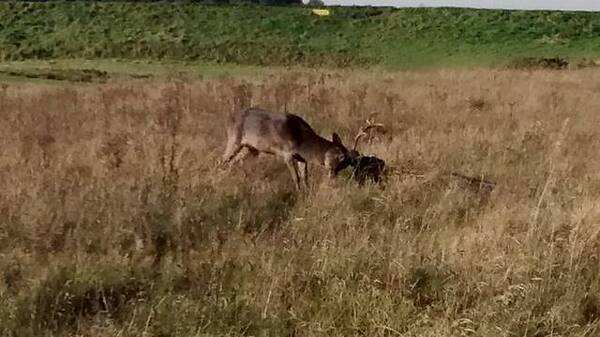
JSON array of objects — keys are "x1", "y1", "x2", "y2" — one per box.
[{"x1": 221, "y1": 107, "x2": 354, "y2": 189}]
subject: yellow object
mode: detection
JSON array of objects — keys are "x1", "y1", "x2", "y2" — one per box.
[{"x1": 312, "y1": 9, "x2": 330, "y2": 17}]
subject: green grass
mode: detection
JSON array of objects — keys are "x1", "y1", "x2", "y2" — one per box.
[{"x1": 2, "y1": 2, "x2": 600, "y2": 68}]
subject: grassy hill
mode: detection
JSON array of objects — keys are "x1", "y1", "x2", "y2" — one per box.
[{"x1": 2, "y1": 2, "x2": 600, "y2": 68}]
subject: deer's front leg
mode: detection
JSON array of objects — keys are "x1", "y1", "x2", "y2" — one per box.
[{"x1": 284, "y1": 154, "x2": 301, "y2": 191}]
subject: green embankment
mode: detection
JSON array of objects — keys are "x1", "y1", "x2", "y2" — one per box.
[{"x1": 1, "y1": 2, "x2": 600, "y2": 68}]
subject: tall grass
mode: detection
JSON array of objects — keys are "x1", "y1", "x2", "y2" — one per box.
[{"x1": 0, "y1": 68, "x2": 599, "y2": 336}]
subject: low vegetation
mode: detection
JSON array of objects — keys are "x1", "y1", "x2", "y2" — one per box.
[
  {"x1": 1, "y1": 68, "x2": 599, "y2": 336},
  {"x1": 2, "y1": 2, "x2": 600, "y2": 68}
]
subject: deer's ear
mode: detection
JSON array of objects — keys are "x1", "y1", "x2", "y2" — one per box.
[{"x1": 332, "y1": 133, "x2": 343, "y2": 146}]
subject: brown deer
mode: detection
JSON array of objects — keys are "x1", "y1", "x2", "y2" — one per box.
[{"x1": 220, "y1": 107, "x2": 359, "y2": 190}]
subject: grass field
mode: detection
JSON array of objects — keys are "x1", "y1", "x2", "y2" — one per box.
[
  {"x1": 1, "y1": 67, "x2": 599, "y2": 336},
  {"x1": 2, "y1": 2, "x2": 600, "y2": 68},
  {"x1": 1, "y1": 3, "x2": 600, "y2": 335}
]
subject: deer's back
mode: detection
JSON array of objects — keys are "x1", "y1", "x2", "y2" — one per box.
[{"x1": 233, "y1": 108, "x2": 322, "y2": 155}]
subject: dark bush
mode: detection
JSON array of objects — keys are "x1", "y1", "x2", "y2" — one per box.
[{"x1": 506, "y1": 56, "x2": 570, "y2": 70}]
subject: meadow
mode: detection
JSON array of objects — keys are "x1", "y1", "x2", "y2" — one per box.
[
  {"x1": 3, "y1": 2, "x2": 600, "y2": 68},
  {"x1": 0, "y1": 67, "x2": 599, "y2": 336}
]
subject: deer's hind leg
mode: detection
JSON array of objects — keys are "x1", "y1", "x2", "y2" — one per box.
[
  {"x1": 230, "y1": 146, "x2": 259, "y2": 167},
  {"x1": 220, "y1": 126, "x2": 244, "y2": 168},
  {"x1": 220, "y1": 144, "x2": 243, "y2": 168}
]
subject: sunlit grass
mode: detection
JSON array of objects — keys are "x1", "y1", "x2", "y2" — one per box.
[{"x1": 0, "y1": 68, "x2": 599, "y2": 336}]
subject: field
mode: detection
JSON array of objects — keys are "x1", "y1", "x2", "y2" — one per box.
[
  {"x1": 1, "y1": 67, "x2": 599, "y2": 336},
  {"x1": 3, "y1": 2, "x2": 600, "y2": 68},
  {"x1": 1, "y1": 2, "x2": 600, "y2": 335}
]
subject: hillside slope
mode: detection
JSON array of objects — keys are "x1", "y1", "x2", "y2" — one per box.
[{"x1": 1, "y1": 2, "x2": 600, "y2": 68}]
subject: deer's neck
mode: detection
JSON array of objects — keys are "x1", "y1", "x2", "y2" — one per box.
[{"x1": 295, "y1": 136, "x2": 333, "y2": 166}]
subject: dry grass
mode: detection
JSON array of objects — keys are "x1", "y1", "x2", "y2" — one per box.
[{"x1": 0, "y1": 68, "x2": 599, "y2": 337}]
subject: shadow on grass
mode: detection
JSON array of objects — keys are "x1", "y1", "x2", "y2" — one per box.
[{"x1": 0, "y1": 68, "x2": 109, "y2": 83}]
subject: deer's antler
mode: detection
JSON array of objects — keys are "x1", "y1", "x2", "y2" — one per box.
[{"x1": 353, "y1": 118, "x2": 385, "y2": 151}]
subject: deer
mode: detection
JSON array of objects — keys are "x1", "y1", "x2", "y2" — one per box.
[
  {"x1": 349, "y1": 119, "x2": 387, "y2": 185},
  {"x1": 220, "y1": 107, "x2": 361, "y2": 190},
  {"x1": 220, "y1": 107, "x2": 388, "y2": 190}
]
